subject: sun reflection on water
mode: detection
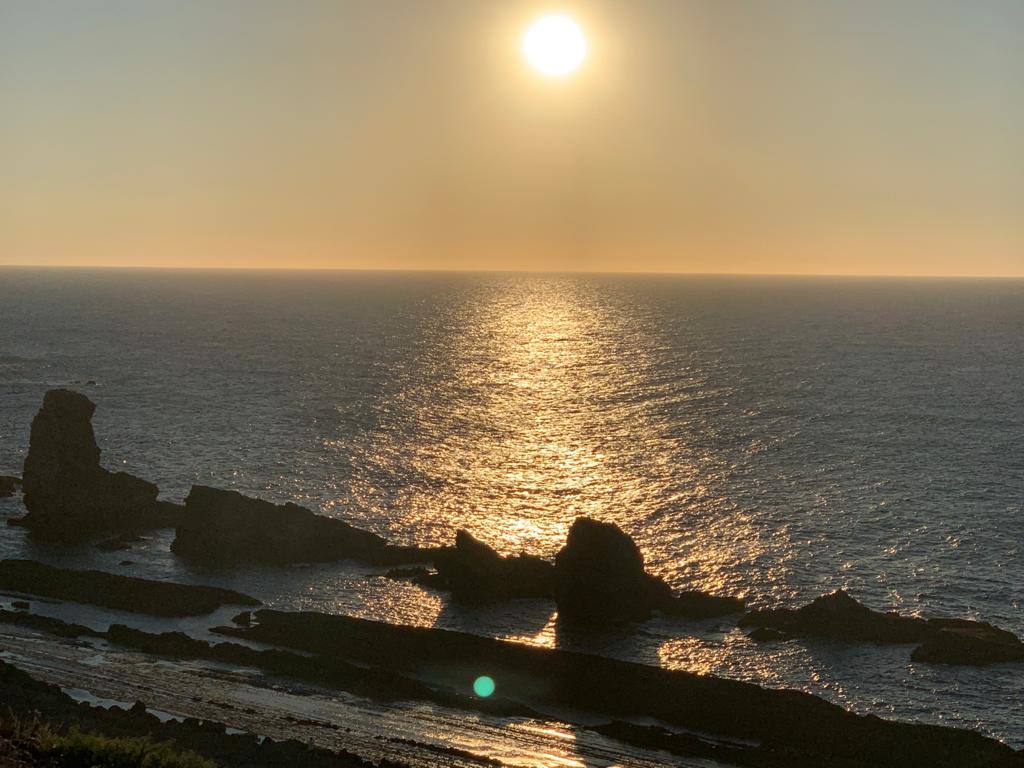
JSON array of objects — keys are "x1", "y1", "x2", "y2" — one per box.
[{"x1": 335, "y1": 274, "x2": 793, "y2": 662}]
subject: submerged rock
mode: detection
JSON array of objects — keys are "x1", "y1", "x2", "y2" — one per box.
[
  {"x1": 432, "y1": 530, "x2": 555, "y2": 601},
  {"x1": 554, "y1": 517, "x2": 742, "y2": 624},
  {"x1": 741, "y1": 590, "x2": 1024, "y2": 666},
  {"x1": 173, "y1": 485, "x2": 399, "y2": 565},
  {"x1": 18, "y1": 389, "x2": 180, "y2": 540}
]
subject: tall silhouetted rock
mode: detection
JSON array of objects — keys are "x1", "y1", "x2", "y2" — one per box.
[
  {"x1": 554, "y1": 517, "x2": 666, "y2": 623},
  {"x1": 554, "y1": 517, "x2": 743, "y2": 625},
  {"x1": 172, "y1": 485, "x2": 391, "y2": 564},
  {"x1": 17, "y1": 390, "x2": 175, "y2": 540}
]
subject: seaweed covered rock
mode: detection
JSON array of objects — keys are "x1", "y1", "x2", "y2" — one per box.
[
  {"x1": 173, "y1": 485, "x2": 388, "y2": 565},
  {"x1": 18, "y1": 389, "x2": 179, "y2": 540},
  {"x1": 432, "y1": 530, "x2": 555, "y2": 600}
]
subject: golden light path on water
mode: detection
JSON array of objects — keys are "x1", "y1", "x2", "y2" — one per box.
[
  {"x1": 313, "y1": 276, "x2": 799, "y2": 765},
  {"x1": 329, "y1": 276, "x2": 792, "y2": 661}
]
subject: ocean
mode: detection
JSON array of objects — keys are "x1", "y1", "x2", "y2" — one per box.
[{"x1": 1, "y1": 267, "x2": 1022, "y2": 747}]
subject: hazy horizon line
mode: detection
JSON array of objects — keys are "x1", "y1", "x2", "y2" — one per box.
[{"x1": 1, "y1": 263, "x2": 1022, "y2": 280}]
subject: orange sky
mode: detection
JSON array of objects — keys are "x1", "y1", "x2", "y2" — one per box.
[{"x1": 1, "y1": 1, "x2": 1021, "y2": 276}]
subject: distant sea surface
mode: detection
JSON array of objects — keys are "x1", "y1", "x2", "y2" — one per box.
[{"x1": 1, "y1": 268, "x2": 1022, "y2": 744}]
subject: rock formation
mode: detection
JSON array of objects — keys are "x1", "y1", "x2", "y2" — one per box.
[
  {"x1": 554, "y1": 517, "x2": 665, "y2": 623},
  {"x1": 17, "y1": 389, "x2": 180, "y2": 540},
  {"x1": 553, "y1": 517, "x2": 743, "y2": 624},
  {"x1": 431, "y1": 530, "x2": 555, "y2": 600},
  {"x1": 740, "y1": 590, "x2": 1024, "y2": 666},
  {"x1": 172, "y1": 485, "x2": 435, "y2": 565}
]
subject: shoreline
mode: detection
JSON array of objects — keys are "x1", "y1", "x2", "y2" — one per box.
[{"x1": 0, "y1": 591, "x2": 1020, "y2": 767}]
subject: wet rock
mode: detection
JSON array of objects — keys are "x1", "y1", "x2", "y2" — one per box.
[
  {"x1": 0, "y1": 475, "x2": 19, "y2": 498},
  {"x1": 912, "y1": 621, "x2": 1024, "y2": 666},
  {"x1": 433, "y1": 530, "x2": 555, "y2": 600},
  {"x1": 11, "y1": 600, "x2": 29, "y2": 611},
  {"x1": 231, "y1": 610, "x2": 252, "y2": 626},
  {"x1": 18, "y1": 389, "x2": 180, "y2": 540},
  {"x1": 0, "y1": 559, "x2": 259, "y2": 616},
  {"x1": 172, "y1": 485, "x2": 397, "y2": 565},
  {"x1": 553, "y1": 517, "x2": 742, "y2": 624}
]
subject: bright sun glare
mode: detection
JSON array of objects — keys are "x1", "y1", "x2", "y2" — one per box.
[{"x1": 523, "y1": 14, "x2": 587, "y2": 77}]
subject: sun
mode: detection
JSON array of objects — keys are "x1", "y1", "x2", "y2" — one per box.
[{"x1": 523, "y1": 14, "x2": 587, "y2": 77}]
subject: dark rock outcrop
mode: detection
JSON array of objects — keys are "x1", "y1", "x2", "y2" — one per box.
[
  {"x1": 172, "y1": 485, "x2": 435, "y2": 566},
  {"x1": 0, "y1": 559, "x2": 259, "y2": 616},
  {"x1": 740, "y1": 590, "x2": 1024, "y2": 666},
  {"x1": 432, "y1": 530, "x2": 555, "y2": 600},
  {"x1": 740, "y1": 590, "x2": 925, "y2": 643},
  {"x1": 554, "y1": 518, "x2": 663, "y2": 623},
  {"x1": 17, "y1": 389, "x2": 181, "y2": 540},
  {"x1": 0, "y1": 475, "x2": 19, "y2": 498},
  {"x1": 911, "y1": 621, "x2": 1024, "y2": 666},
  {"x1": 554, "y1": 517, "x2": 742, "y2": 624}
]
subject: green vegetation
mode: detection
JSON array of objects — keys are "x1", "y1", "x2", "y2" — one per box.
[{"x1": 0, "y1": 713, "x2": 215, "y2": 768}]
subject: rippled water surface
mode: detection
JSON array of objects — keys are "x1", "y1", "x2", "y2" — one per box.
[{"x1": 1, "y1": 268, "x2": 1022, "y2": 745}]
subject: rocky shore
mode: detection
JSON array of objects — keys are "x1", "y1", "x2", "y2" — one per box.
[
  {"x1": 0, "y1": 603, "x2": 1019, "y2": 767},
  {"x1": 0, "y1": 659, "x2": 391, "y2": 768},
  {"x1": 2, "y1": 388, "x2": 1023, "y2": 765}
]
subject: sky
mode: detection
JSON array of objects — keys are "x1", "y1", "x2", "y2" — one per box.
[{"x1": 1, "y1": 0, "x2": 1021, "y2": 275}]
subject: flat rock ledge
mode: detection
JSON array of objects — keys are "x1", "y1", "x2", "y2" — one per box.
[
  {"x1": 171, "y1": 485, "x2": 439, "y2": 566},
  {"x1": 0, "y1": 558, "x2": 259, "y2": 617}
]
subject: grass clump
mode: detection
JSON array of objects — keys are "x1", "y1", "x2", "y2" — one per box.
[{"x1": 1, "y1": 712, "x2": 215, "y2": 768}]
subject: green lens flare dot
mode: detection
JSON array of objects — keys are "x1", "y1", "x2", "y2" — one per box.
[{"x1": 473, "y1": 675, "x2": 496, "y2": 697}]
